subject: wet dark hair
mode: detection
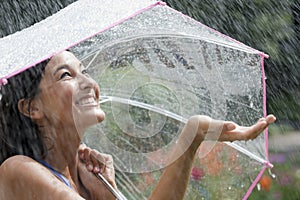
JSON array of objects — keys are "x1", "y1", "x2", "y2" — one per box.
[{"x1": 0, "y1": 60, "x2": 49, "y2": 164}]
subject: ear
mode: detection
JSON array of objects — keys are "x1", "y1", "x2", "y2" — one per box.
[{"x1": 18, "y1": 98, "x2": 44, "y2": 120}]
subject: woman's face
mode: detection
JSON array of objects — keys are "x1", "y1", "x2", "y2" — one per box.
[{"x1": 37, "y1": 51, "x2": 105, "y2": 134}]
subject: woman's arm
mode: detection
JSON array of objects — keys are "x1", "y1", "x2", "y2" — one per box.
[
  {"x1": 149, "y1": 115, "x2": 276, "y2": 200},
  {"x1": 0, "y1": 155, "x2": 84, "y2": 200}
]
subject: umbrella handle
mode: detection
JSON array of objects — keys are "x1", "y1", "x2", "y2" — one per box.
[{"x1": 95, "y1": 172, "x2": 128, "y2": 200}]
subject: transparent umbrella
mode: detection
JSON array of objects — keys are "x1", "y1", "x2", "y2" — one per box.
[{"x1": 0, "y1": 0, "x2": 273, "y2": 199}]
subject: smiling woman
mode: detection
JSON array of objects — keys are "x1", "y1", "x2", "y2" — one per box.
[
  {"x1": 0, "y1": 50, "x2": 276, "y2": 200},
  {"x1": 0, "y1": 51, "x2": 117, "y2": 200}
]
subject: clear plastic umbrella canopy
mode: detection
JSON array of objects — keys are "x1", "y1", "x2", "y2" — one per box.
[{"x1": 0, "y1": 0, "x2": 272, "y2": 199}]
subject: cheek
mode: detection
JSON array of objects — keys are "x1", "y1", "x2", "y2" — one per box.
[{"x1": 42, "y1": 86, "x2": 75, "y2": 118}]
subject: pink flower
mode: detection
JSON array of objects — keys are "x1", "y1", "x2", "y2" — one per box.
[{"x1": 191, "y1": 167, "x2": 205, "y2": 181}]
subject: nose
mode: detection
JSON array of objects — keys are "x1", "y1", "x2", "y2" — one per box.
[
  {"x1": 77, "y1": 72, "x2": 100, "y2": 100},
  {"x1": 78, "y1": 73, "x2": 95, "y2": 90}
]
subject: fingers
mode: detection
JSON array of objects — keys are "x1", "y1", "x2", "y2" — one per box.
[
  {"x1": 82, "y1": 147, "x2": 95, "y2": 172},
  {"x1": 243, "y1": 121, "x2": 266, "y2": 140},
  {"x1": 90, "y1": 149, "x2": 109, "y2": 174},
  {"x1": 218, "y1": 114, "x2": 276, "y2": 142},
  {"x1": 258, "y1": 115, "x2": 276, "y2": 125},
  {"x1": 78, "y1": 146, "x2": 117, "y2": 190},
  {"x1": 78, "y1": 143, "x2": 87, "y2": 160},
  {"x1": 78, "y1": 147, "x2": 113, "y2": 174},
  {"x1": 266, "y1": 114, "x2": 276, "y2": 124},
  {"x1": 89, "y1": 149, "x2": 102, "y2": 173},
  {"x1": 252, "y1": 114, "x2": 276, "y2": 134}
]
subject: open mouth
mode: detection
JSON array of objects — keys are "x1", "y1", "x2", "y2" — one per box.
[
  {"x1": 75, "y1": 93, "x2": 98, "y2": 107},
  {"x1": 78, "y1": 97, "x2": 97, "y2": 105}
]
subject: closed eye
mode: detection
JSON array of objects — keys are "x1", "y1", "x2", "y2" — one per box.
[{"x1": 60, "y1": 71, "x2": 72, "y2": 79}]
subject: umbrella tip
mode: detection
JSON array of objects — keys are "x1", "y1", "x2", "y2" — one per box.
[
  {"x1": 156, "y1": 1, "x2": 167, "y2": 6},
  {"x1": 0, "y1": 78, "x2": 8, "y2": 87},
  {"x1": 268, "y1": 168, "x2": 276, "y2": 179},
  {"x1": 0, "y1": 79, "x2": 8, "y2": 99}
]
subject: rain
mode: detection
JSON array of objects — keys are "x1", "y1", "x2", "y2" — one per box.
[
  {"x1": 163, "y1": 1, "x2": 300, "y2": 198},
  {"x1": 0, "y1": 0, "x2": 299, "y2": 200}
]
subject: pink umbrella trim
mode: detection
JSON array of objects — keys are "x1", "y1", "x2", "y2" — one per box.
[
  {"x1": 0, "y1": 1, "x2": 165, "y2": 87},
  {"x1": 0, "y1": 2, "x2": 274, "y2": 199}
]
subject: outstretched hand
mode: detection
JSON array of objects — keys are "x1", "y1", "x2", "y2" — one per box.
[
  {"x1": 217, "y1": 114, "x2": 276, "y2": 142},
  {"x1": 185, "y1": 114, "x2": 276, "y2": 144}
]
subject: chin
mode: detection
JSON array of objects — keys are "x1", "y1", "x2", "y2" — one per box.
[
  {"x1": 73, "y1": 108, "x2": 105, "y2": 132},
  {"x1": 96, "y1": 111, "x2": 106, "y2": 123}
]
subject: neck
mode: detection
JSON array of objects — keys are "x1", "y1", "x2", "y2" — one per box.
[{"x1": 38, "y1": 122, "x2": 82, "y2": 180}]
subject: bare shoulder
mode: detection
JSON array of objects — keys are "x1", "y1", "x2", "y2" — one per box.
[
  {"x1": 0, "y1": 155, "x2": 43, "y2": 180},
  {"x1": 1, "y1": 154, "x2": 36, "y2": 168},
  {"x1": 0, "y1": 155, "x2": 83, "y2": 200},
  {"x1": 0, "y1": 155, "x2": 48, "y2": 199},
  {"x1": 0, "y1": 155, "x2": 35, "y2": 177},
  {"x1": 0, "y1": 156, "x2": 35, "y2": 198}
]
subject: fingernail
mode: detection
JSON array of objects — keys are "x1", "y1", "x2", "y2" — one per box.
[
  {"x1": 88, "y1": 164, "x2": 93, "y2": 171},
  {"x1": 94, "y1": 166, "x2": 100, "y2": 173}
]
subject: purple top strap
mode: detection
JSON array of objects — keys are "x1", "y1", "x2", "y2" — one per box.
[{"x1": 37, "y1": 159, "x2": 72, "y2": 189}]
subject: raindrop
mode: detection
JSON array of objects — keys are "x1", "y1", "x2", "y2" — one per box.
[
  {"x1": 257, "y1": 183, "x2": 261, "y2": 191},
  {"x1": 268, "y1": 168, "x2": 276, "y2": 179},
  {"x1": 271, "y1": 173, "x2": 276, "y2": 179},
  {"x1": 250, "y1": 101, "x2": 253, "y2": 108}
]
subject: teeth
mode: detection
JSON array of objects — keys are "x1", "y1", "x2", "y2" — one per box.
[{"x1": 78, "y1": 97, "x2": 95, "y2": 105}]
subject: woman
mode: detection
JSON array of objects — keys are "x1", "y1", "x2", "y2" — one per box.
[{"x1": 0, "y1": 51, "x2": 276, "y2": 199}]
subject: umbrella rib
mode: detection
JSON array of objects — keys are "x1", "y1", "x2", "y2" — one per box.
[
  {"x1": 100, "y1": 95, "x2": 188, "y2": 124},
  {"x1": 96, "y1": 172, "x2": 128, "y2": 200},
  {"x1": 100, "y1": 95, "x2": 268, "y2": 165},
  {"x1": 86, "y1": 50, "x2": 102, "y2": 69},
  {"x1": 94, "y1": 33, "x2": 260, "y2": 54},
  {"x1": 224, "y1": 142, "x2": 268, "y2": 165}
]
